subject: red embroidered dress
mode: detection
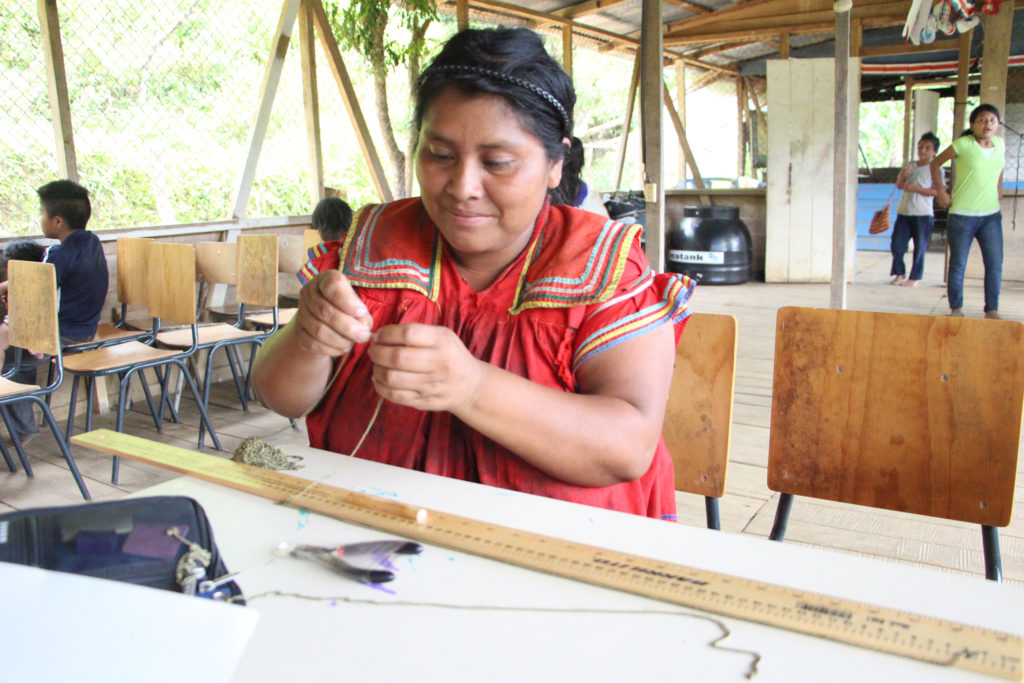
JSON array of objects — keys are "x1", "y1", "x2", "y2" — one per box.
[{"x1": 298, "y1": 198, "x2": 695, "y2": 519}]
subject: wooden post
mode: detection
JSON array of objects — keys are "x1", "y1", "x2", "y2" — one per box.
[
  {"x1": 851, "y1": 18, "x2": 862, "y2": 57},
  {"x1": 663, "y1": 83, "x2": 708, "y2": 203},
  {"x1": 748, "y1": 81, "x2": 768, "y2": 134},
  {"x1": 37, "y1": 0, "x2": 78, "y2": 182},
  {"x1": 613, "y1": 52, "x2": 641, "y2": 191},
  {"x1": 562, "y1": 25, "x2": 573, "y2": 77},
  {"x1": 231, "y1": 0, "x2": 301, "y2": 218},
  {"x1": 641, "y1": 0, "x2": 665, "y2": 273},
  {"x1": 299, "y1": 0, "x2": 324, "y2": 204},
  {"x1": 744, "y1": 77, "x2": 757, "y2": 181},
  {"x1": 310, "y1": 0, "x2": 392, "y2": 202},
  {"x1": 676, "y1": 61, "x2": 687, "y2": 186},
  {"x1": 736, "y1": 76, "x2": 746, "y2": 178},
  {"x1": 953, "y1": 29, "x2": 973, "y2": 138},
  {"x1": 779, "y1": 32, "x2": 790, "y2": 59},
  {"x1": 903, "y1": 76, "x2": 914, "y2": 165},
  {"x1": 457, "y1": 0, "x2": 469, "y2": 30},
  {"x1": 979, "y1": 9, "x2": 1012, "y2": 114},
  {"x1": 831, "y1": 6, "x2": 851, "y2": 310}
]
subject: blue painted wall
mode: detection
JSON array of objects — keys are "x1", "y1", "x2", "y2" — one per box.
[{"x1": 856, "y1": 183, "x2": 896, "y2": 251}]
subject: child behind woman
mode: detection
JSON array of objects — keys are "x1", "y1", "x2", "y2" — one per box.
[{"x1": 891, "y1": 132, "x2": 940, "y2": 287}]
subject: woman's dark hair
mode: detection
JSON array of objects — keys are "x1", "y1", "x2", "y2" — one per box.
[
  {"x1": 961, "y1": 103, "x2": 1002, "y2": 137},
  {"x1": 36, "y1": 179, "x2": 91, "y2": 231},
  {"x1": 414, "y1": 27, "x2": 582, "y2": 206},
  {"x1": 311, "y1": 197, "x2": 353, "y2": 241}
]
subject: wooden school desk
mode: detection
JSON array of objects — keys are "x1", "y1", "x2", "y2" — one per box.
[{"x1": 126, "y1": 442, "x2": 1023, "y2": 683}]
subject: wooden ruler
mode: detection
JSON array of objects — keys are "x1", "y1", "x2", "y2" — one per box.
[{"x1": 72, "y1": 429, "x2": 1024, "y2": 681}]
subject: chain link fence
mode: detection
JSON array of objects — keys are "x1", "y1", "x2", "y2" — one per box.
[
  {"x1": 1, "y1": 0, "x2": 386, "y2": 235},
  {"x1": 2, "y1": 0, "x2": 740, "y2": 235}
]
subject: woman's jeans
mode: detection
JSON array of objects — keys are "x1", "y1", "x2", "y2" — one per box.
[
  {"x1": 946, "y1": 212, "x2": 1003, "y2": 312},
  {"x1": 890, "y1": 214, "x2": 933, "y2": 280}
]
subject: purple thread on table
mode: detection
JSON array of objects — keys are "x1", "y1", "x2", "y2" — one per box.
[{"x1": 373, "y1": 549, "x2": 399, "y2": 572}]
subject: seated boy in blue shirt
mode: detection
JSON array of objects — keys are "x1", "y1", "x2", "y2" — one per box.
[{"x1": 0, "y1": 180, "x2": 109, "y2": 440}]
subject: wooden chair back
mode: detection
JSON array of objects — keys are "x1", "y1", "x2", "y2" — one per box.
[
  {"x1": 278, "y1": 234, "x2": 307, "y2": 275},
  {"x1": 663, "y1": 312, "x2": 736, "y2": 499},
  {"x1": 303, "y1": 228, "x2": 322, "y2": 251},
  {"x1": 236, "y1": 234, "x2": 279, "y2": 307},
  {"x1": 8, "y1": 260, "x2": 59, "y2": 357},
  {"x1": 768, "y1": 306, "x2": 1024, "y2": 527},
  {"x1": 146, "y1": 241, "x2": 196, "y2": 325},
  {"x1": 195, "y1": 242, "x2": 238, "y2": 286},
  {"x1": 116, "y1": 237, "x2": 150, "y2": 306},
  {"x1": 196, "y1": 235, "x2": 279, "y2": 309}
]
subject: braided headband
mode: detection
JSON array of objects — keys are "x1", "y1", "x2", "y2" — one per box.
[{"x1": 431, "y1": 64, "x2": 570, "y2": 133}]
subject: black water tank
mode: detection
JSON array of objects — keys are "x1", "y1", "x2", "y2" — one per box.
[{"x1": 667, "y1": 205, "x2": 752, "y2": 285}]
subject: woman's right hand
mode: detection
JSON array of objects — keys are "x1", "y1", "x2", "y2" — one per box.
[
  {"x1": 294, "y1": 270, "x2": 374, "y2": 359},
  {"x1": 936, "y1": 189, "x2": 951, "y2": 208}
]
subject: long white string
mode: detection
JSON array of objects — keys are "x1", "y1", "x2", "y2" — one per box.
[{"x1": 279, "y1": 395, "x2": 385, "y2": 507}]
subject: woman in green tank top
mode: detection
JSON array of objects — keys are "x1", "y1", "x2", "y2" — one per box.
[{"x1": 931, "y1": 104, "x2": 1005, "y2": 319}]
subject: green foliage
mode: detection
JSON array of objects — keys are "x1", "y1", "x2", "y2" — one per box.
[
  {"x1": 859, "y1": 94, "x2": 970, "y2": 171},
  {"x1": 1, "y1": 0, "x2": 726, "y2": 235},
  {"x1": 324, "y1": 0, "x2": 437, "y2": 72}
]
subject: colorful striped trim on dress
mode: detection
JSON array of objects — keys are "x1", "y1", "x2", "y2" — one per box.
[
  {"x1": 571, "y1": 273, "x2": 695, "y2": 371},
  {"x1": 510, "y1": 221, "x2": 642, "y2": 314},
  {"x1": 342, "y1": 203, "x2": 442, "y2": 301},
  {"x1": 296, "y1": 241, "x2": 332, "y2": 285}
]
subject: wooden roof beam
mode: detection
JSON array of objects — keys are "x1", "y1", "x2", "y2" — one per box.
[
  {"x1": 552, "y1": 0, "x2": 630, "y2": 19},
  {"x1": 664, "y1": 3, "x2": 907, "y2": 41},
  {"x1": 665, "y1": 0, "x2": 907, "y2": 34},
  {"x1": 859, "y1": 38, "x2": 959, "y2": 57},
  {"x1": 662, "y1": 0, "x2": 713, "y2": 15},
  {"x1": 466, "y1": 0, "x2": 737, "y2": 73},
  {"x1": 687, "y1": 40, "x2": 758, "y2": 59},
  {"x1": 666, "y1": 23, "x2": 833, "y2": 46}
]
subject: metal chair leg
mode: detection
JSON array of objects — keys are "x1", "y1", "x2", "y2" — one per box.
[
  {"x1": 111, "y1": 368, "x2": 139, "y2": 484},
  {"x1": 0, "y1": 405, "x2": 32, "y2": 476},
  {"x1": 44, "y1": 358, "x2": 56, "y2": 408},
  {"x1": 244, "y1": 341, "x2": 261, "y2": 403},
  {"x1": 769, "y1": 492, "x2": 794, "y2": 542},
  {"x1": 135, "y1": 368, "x2": 164, "y2": 429},
  {"x1": 33, "y1": 397, "x2": 89, "y2": 500},
  {"x1": 982, "y1": 525, "x2": 1002, "y2": 582},
  {"x1": 64, "y1": 375, "x2": 81, "y2": 442},
  {"x1": 84, "y1": 377, "x2": 95, "y2": 433},
  {"x1": 223, "y1": 345, "x2": 248, "y2": 410},
  {"x1": 172, "y1": 359, "x2": 222, "y2": 451},
  {"x1": 0, "y1": 436, "x2": 15, "y2": 472},
  {"x1": 704, "y1": 496, "x2": 721, "y2": 531},
  {"x1": 156, "y1": 365, "x2": 182, "y2": 424},
  {"x1": 198, "y1": 348, "x2": 220, "y2": 447}
]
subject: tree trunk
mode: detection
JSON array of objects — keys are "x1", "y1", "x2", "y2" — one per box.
[
  {"x1": 370, "y1": 27, "x2": 406, "y2": 198},
  {"x1": 404, "y1": 19, "x2": 430, "y2": 197}
]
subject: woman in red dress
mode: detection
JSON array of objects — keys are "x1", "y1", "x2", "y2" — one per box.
[{"x1": 253, "y1": 27, "x2": 694, "y2": 519}]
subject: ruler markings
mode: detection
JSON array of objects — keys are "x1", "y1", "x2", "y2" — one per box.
[{"x1": 72, "y1": 429, "x2": 1023, "y2": 681}]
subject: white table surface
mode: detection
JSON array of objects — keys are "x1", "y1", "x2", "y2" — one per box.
[{"x1": 136, "y1": 443, "x2": 1024, "y2": 683}]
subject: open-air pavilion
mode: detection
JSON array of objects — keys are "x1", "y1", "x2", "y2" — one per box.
[{"x1": 3, "y1": 0, "x2": 1024, "y2": 644}]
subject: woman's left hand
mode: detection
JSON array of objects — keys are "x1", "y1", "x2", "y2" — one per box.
[{"x1": 368, "y1": 323, "x2": 485, "y2": 412}]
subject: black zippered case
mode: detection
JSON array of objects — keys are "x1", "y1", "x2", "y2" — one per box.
[{"x1": 0, "y1": 495, "x2": 244, "y2": 603}]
